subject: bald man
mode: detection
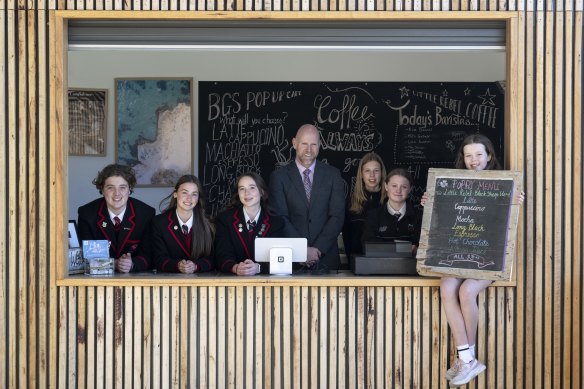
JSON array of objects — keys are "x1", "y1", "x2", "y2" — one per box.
[{"x1": 269, "y1": 124, "x2": 345, "y2": 271}]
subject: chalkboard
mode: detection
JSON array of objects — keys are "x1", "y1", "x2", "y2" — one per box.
[
  {"x1": 416, "y1": 168, "x2": 522, "y2": 281},
  {"x1": 198, "y1": 81, "x2": 505, "y2": 216}
]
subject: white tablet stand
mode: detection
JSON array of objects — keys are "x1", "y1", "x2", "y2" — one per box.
[{"x1": 269, "y1": 246, "x2": 293, "y2": 275}]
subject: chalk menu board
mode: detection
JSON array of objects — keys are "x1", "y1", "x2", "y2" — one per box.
[
  {"x1": 416, "y1": 168, "x2": 522, "y2": 281},
  {"x1": 198, "y1": 81, "x2": 505, "y2": 216}
]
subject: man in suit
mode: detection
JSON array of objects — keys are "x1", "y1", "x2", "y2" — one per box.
[
  {"x1": 269, "y1": 124, "x2": 345, "y2": 271},
  {"x1": 78, "y1": 164, "x2": 155, "y2": 273}
]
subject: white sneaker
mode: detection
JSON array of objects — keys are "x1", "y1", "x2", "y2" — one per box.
[
  {"x1": 445, "y1": 358, "x2": 462, "y2": 380},
  {"x1": 450, "y1": 359, "x2": 486, "y2": 386}
]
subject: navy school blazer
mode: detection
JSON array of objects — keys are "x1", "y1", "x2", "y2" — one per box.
[
  {"x1": 151, "y1": 208, "x2": 215, "y2": 273},
  {"x1": 77, "y1": 197, "x2": 155, "y2": 272},
  {"x1": 214, "y1": 206, "x2": 285, "y2": 274}
]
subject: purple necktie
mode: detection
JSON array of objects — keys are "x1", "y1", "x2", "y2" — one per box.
[{"x1": 303, "y1": 169, "x2": 312, "y2": 201}]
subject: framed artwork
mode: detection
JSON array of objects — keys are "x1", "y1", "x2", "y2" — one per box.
[
  {"x1": 68, "y1": 220, "x2": 80, "y2": 248},
  {"x1": 68, "y1": 89, "x2": 107, "y2": 156},
  {"x1": 115, "y1": 78, "x2": 193, "y2": 187}
]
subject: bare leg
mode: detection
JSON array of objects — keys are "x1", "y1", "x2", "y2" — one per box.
[
  {"x1": 440, "y1": 277, "x2": 467, "y2": 346},
  {"x1": 441, "y1": 278, "x2": 491, "y2": 385},
  {"x1": 458, "y1": 279, "x2": 492, "y2": 346}
]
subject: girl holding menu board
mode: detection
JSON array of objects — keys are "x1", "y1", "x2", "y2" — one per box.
[{"x1": 421, "y1": 134, "x2": 524, "y2": 386}]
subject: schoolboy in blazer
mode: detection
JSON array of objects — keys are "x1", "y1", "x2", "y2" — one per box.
[
  {"x1": 77, "y1": 164, "x2": 155, "y2": 273},
  {"x1": 269, "y1": 124, "x2": 345, "y2": 271}
]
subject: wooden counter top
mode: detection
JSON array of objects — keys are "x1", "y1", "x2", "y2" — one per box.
[{"x1": 58, "y1": 270, "x2": 514, "y2": 287}]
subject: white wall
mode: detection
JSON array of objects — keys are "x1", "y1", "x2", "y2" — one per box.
[{"x1": 68, "y1": 49, "x2": 505, "y2": 219}]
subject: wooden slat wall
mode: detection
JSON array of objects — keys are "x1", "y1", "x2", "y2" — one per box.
[
  {"x1": 53, "y1": 286, "x2": 513, "y2": 388},
  {"x1": 0, "y1": 2, "x2": 582, "y2": 388}
]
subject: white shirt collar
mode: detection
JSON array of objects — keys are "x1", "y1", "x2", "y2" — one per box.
[
  {"x1": 176, "y1": 209, "x2": 194, "y2": 229},
  {"x1": 387, "y1": 203, "x2": 407, "y2": 220},
  {"x1": 108, "y1": 208, "x2": 126, "y2": 223},
  {"x1": 243, "y1": 207, "x2": 261, "y2": 224},
  {"x1": 295, "y1": 160, "x2": 316, "y2": 177}
]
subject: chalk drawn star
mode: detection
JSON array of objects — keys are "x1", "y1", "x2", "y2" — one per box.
[
  {"x1": 399, "y1": 86, "x2": 410, "y2": 98},
  {"x1": 464, "y1": 88, "x2": 472, "y2": 96},
  {"x1": 442, "y1": 89, "x2": 448, "y2": 97},
  {"x1": 478, "y1": 88, "x2": 496, "y2": 106}
]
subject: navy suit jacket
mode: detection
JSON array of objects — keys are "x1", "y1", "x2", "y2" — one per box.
[
  {"x1": 151, "y1": 209, "x2": 214, "y2": 273},
  {"x1": 214, "y1": 206, "x2": 285, "y2": 273},
  {"x1": 77, "y1": 197, "x2": 155, "y2": 272},
  {"x1": 269, "y1": 160, "x2": 345, "y2": 270}
]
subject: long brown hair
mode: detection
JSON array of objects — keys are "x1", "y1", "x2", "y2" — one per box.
[
  {"x1": 349, "y1": 152, "x2": 386, "y2": 214},
  {"x1": 160, "y1": 175, "x2": 215, "y2": 260},
  {"x1": 454, "y1": 134, "x2": 501, "y2": 170},
  {"x1": 227, "y1": 172, "x2": 271, "y2": 211}
]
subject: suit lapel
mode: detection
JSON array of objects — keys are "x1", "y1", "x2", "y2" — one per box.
[
  {"x1": 287, "y1": 163, "x2": 310, "y2": 207},
  {"x1": 166, "y1": 211, "x2": 190, "y2": 257},
  {"x1": 116, "y1": 200, "x2": 137, "y2": 256},
  {"x1": 258, "y1": 209, "x2": 272, "y2": 237},
  {"x1": 96, "y1": 200, "x2": 117, "y2": 251},
  {"x1": 232, "y1": 208, "x2": 273, "y2": 259},
  {"x1": 231, "y1": 208, "x2": 251, "y2": 258},
  {"x1": 310, "y1": 162, "x2": 325, "y2": 208}
]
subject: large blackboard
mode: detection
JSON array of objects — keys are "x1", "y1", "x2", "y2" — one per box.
[
  {"x1": 416, "y1": 168, "x2": 522, "y2": 281},
  {"x1": 198, "y1": 81, "x2": 505, "y2": 216}
]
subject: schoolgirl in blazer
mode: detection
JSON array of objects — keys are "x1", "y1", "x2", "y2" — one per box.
[
  {"x1": 215, "y1": 172, "x2": 284, "y2": 275},
  {"x1": 362, "y1": 168, "x2": 422, "y2": 255},
  {"x1": 152, "y1": 175, "x2": 215, "y2": 273}
]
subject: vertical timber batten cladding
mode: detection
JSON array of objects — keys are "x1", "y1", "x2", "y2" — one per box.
[{"x1": 0, "y1": 4, "x2": 581, "y2": 389}]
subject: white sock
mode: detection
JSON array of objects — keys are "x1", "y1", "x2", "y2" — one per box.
[
  {"x1": 457, "y1": 344, "x2": 474, "y2": 363},
  {"x1": 469, "y1": 344, "x2": 476, "y2": 358}
]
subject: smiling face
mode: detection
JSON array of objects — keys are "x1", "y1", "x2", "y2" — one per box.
[
  {"x1": 173, "y1": 182, "x2": 199, "y2": 214},
  {"x1": 463, "y1": 143, "x2": 491, "y2": 171},
  {"x1": 102, "y1": 176, "x2": 130, "y2": 214},
  {"x1": 292, "y1": 125, "x2": 320, "y2": 168},
  {"x1": 238, "y1": 175, "x2": 261, "y2": 210},
  {"x1": 361, "y1": 161, "x2": 382, "y2": 192},
  {"x1": 384, "y1": 175, "x2": 412, "y2": 207}
]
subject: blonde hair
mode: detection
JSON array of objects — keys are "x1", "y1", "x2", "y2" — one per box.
[{"x1": 349, "y1": 152, "x2": 386, "y2": 214}]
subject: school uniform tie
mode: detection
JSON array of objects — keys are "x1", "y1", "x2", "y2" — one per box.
[
  {"x1": 394, "y1": 212, "x2": 401, "y2": 221},
  {"x1": 247, "y1": 220, "x2": 256, "y2": 239},
  {"x1": 182, "y1": 224, "x2": 192, "y2": 251},
  {"x1": 303, "y1": 169, "x2": 312, "y2": 201},
  {"x1": 113, "y1": 216, "x2": 121, "y2": 232}
]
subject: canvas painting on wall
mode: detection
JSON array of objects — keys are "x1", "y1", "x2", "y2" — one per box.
[{"x1": 115, "y1": 78, "x2": 193, "y2": 186}]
